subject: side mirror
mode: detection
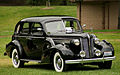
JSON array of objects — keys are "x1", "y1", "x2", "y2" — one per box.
[{"x1": 82, "y1": 24, "x2": 86, "y2": 28}]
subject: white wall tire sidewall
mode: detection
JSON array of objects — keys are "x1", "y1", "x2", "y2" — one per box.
[
  {"x1": 12, "y1": 49, "x2": 20, "y2": 68},
  {"x1": 54, "y1": 52, "x2": 64, "y2": 72}
]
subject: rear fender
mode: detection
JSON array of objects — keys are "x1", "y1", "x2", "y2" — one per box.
[{"x1": 6, "y1": 40, "x2": 23, "y2": 58}]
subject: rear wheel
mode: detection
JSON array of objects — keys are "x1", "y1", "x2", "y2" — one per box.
[
  {"x1": 98, "y1": 61, "x2": 112, "y2": 69},
  {"x1": 12, "y1": 48, "x2": 24, "y2": 68},
  {"x1": 53, "y1": 52, "x2": 66, "y2": 72}
]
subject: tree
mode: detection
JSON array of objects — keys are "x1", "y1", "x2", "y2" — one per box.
[
  {"x1": 46, "y1": 0, "x2": 50, "y2": 7},
  {"x1": 26, "y1": 0, "x2": 40, "y2": 6}
]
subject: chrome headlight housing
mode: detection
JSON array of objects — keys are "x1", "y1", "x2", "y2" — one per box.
[
  {"x1": 73, "y1": 39, "x2": 80, "y2": 46},
  {"x1": 80, "y1": 51, "x2": 86, "y2": 57},
  {"x1": 91, "y1": 34, "x2": 100, "y2": 44},
  {"x1": 95, "y1": 49, "x2": 101, "y2": 57},
  {"x1": 94, "y1": 38, "x2": 100, "y2": 44}
]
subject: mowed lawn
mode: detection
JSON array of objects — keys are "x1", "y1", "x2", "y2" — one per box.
[
  {"x1": 0, "y1": 6, "x2": 77, "y2": 36},
  {"x1": 0, "y1": 6, "x2": 120, "y2": 75}
]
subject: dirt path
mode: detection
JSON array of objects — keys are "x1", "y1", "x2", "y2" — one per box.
[
  {"x1": 104, "y1": 39, "x2": 120, "y2": 42},
  {"x1": 92, "y1": 31, "x2": 120, "y2": 34},
  {"x1": 0, "y1": 35, "x2": 11, "y2": 38}
]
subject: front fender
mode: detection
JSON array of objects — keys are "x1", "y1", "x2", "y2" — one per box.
[
  {"x1": 6, "y1": 40, "x2": 23, "y2": 58},
  {"x1": 99, "y1": 40, "x2": 114, "y2": 56},
  {"x1": 41, "y1": 44, "x2": 74, "y2": 63},
  {"x1": 51, "y1": 44, "x2": 74, "y2": 59},
  {"x1": 45, "y1": 38, "x2": 74, "y2": 57}
]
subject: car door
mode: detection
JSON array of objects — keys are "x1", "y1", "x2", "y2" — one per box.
[
  {"x1": 28, "y1": 22, "x2": 45, "y2": 60},
  {"x1": 15, "y1": 22, "x2": 32, "y2": 58}
]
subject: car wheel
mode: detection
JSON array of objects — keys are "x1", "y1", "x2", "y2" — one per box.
[
  {"x1": 12, "y1": 48, "x2": 24, "y2": 68},
  {"x1": 98, "y1": 61, "x2": 112, "y2": 69},
  {"x1": 53, "y1": 52, "x2": 66, "y2": 72}
]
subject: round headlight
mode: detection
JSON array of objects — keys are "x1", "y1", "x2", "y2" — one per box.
[
  {"x1": 95, "y1": 50, "x2": 101, "y2": 56},
  {"x1": 94, "y1": 38, "x2": 100, "y2": 44},
  {"x1": 74, "y1": 39, "x2": 80, "y2": 46},
  {"x1": 80, "y1": 51, "x2": 86, "y2": 57}
]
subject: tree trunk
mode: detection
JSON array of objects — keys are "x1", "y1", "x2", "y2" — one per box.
[{"x1": 46, "y1": 0, "x2": 50, "y2": 7}]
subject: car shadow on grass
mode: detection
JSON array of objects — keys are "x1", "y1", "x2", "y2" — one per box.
[
  {"x1": 66, "y1": 64, "x2": 100, "y2": 72},
  {"x1": 23, "y1": 64, "x2": 54, "y2": 71},
  {"x1": 23, "y1": 63, "x2": 103, "y2": 72}
]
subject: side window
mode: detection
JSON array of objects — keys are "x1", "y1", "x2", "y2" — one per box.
[
  {"x1": 16, "y1": 24, "x2": 20, "y2": 34},
  {"x1": 20, "y1": 23, "x2": 30, "y2": 34},
  {"x1": 32, "y1": 23, "x2": 43, "y2": 35},
  {"x1": 64, "y1": 20, "x2": 80, "y2": 33}
]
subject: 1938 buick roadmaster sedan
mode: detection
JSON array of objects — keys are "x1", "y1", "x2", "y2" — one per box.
[{"x1": 4, "y1": 16, "x2": 115, "y2": 72}]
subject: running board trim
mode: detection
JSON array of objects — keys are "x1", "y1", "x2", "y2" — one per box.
[{"x1": 20, "y1": 59, "x2": 41, "y2": 63}]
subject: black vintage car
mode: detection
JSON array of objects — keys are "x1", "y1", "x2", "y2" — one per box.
[{"x1": 5, "y1": 16, "x2": 115, "y2": 72}]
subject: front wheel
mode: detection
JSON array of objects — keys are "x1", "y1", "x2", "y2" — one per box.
[
  {"x1": 53, "y1": 52, "x2": 66, "y2": 72},
  {"x1": 12, "y1": 48, "x2": 24, "y2": 68},
  {"x1": 98, "y1": 61, "x2": 112, "y2": 69}
]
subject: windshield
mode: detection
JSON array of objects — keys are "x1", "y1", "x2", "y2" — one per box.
[
  {"x1": 45, "y1": 21, "x2": 66, "y2": 34},
  {"x1": 45, "y1": 19, "x2": 82, "y2": 34}
]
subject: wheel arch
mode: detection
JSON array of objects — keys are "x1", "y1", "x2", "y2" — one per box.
[
  {"x1": 49, "y1": 48, "x2": 63, "y2": 64},
  {"x1": 6, "y1": 40, "x2": 24, "y2": 58},
  {"x1": 49, "y1": 45, "x2": 74, "y2": 63},
  {"x1": 101, "y1": 40, "x2": 115, "y2": 56}
]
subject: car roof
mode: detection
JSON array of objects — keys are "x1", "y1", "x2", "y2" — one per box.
[{"x1": 21, "y1": 16, "x2": 76, "y2": 23}]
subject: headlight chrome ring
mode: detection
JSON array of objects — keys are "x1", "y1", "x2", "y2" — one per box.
[
  {"x1": 95, "y1": 49, "x2": 101, "y2": 57},
  {"x1": 80, "y1": 51, "x2": 86, "y2": 58},
  {"x1": 74, "y1": 39, "x2": 80, "y2": 46},
  {"x1": 94, "y1": 38, "x2": 100, "y2": 44}
]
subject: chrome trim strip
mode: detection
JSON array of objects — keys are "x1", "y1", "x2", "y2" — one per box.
[
  {"x1": 87, "y1": 34, "x2": 91, "y2": 57},
  {"x1": 15, "y1": 36, "x2": 45, "y2": 39},
  {"x1": 65, "y1": 56, "x2": 115, "y2": 64},
  {"x1": 80, "y1": 38, "x2": 83, "y2": 51},
  {"x1": 20, "y1": 59, "x2": 41, "y2": 63}
]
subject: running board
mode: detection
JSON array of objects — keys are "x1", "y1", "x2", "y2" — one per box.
[{"x1": 20, "y1": 59, "x2": 41, "y2": 63}]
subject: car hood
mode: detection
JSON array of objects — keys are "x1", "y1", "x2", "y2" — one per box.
[{"x1": 47, "y1": 33, "x2": 89, "y2": 38}]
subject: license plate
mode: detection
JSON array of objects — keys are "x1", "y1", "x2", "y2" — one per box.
[{"x1": 104, "y1": 51, "x2": 112, "y2": 56}]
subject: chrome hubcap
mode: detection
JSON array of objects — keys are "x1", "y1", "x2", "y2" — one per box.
[
  {"x1": 13, "y1": 52, "x2": 19, "y2": 65},
  {"x1": 56, "y1": 56, "x2": 62, "y2": 70}
]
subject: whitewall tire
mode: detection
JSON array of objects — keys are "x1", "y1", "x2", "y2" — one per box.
[
  {"x1": 53, "y1": 52, "x2": 66, "y2": 72},
  {"x1": 12, "y1": 49, "x2": 24, "y2": 68}
]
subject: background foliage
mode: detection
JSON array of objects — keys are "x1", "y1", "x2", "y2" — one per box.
[{"x1": 0, "y1": 0, "x2": 75, "y2": 6}]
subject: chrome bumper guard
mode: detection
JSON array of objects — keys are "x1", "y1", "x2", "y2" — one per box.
[{"x1": 65, "y1": 56, "x2": 115, "y2": 64}]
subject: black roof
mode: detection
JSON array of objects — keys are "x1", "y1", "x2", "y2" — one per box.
[{"x1": 21, "y1": 16, "x2": 76, "y2": 23}]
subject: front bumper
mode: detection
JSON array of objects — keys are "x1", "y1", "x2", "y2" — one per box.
[{"x1": 65, "y1": 56, "x2": 115, "y2": 64}]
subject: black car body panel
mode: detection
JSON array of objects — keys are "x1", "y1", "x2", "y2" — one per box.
[{"x1": 6, "y1": 40, "x2": 24, "y2": 58}]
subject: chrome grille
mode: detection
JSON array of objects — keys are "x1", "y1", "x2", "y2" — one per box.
[
  {"x1": 82, "y1": 38, "x2": 90, "y2": 58},
  {"x1": 81, "y1": 37, "x2": 94, "y2": 58},
  {"x1": 90, "y1": 38, "x2": 94, "y2": 57}
]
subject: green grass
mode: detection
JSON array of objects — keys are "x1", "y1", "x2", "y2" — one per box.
[
  {"x1": 0, "y1": 35, "x2": 120, "y2": 75},
  {"x1": 84, "y1": 29, "x2": 120, "y2": 32},
  {"x1": 0, "y1": 6, "x2": 77, "y2": 36},
  {"x1": 0, "y1": 6, "x2": 120, "y2": 75}
]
